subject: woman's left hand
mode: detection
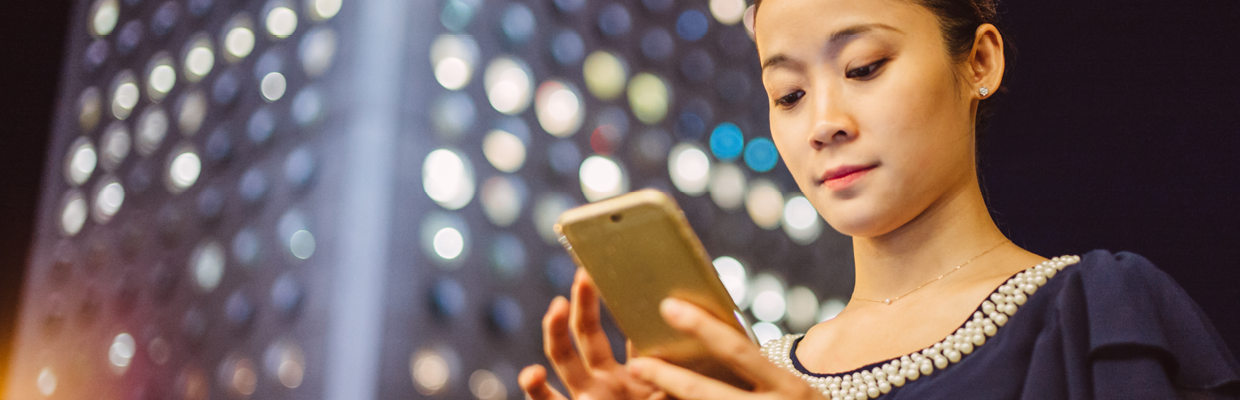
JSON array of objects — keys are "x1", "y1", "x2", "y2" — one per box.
[{"x1": 625, "y1": 298, "x2": 823, "y2": 400}]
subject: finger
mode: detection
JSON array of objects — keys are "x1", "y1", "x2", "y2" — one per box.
[
  {"x1": 569, "y1": 268, "x2": 619, "y2": 370},
  {"x1": 628, "y1": 357, "x2": 750, "y2": 400},
  {"x1": 519, "y1": 365, "x2": 570, "y2": 400},
  {"x1": 660, "y1": 298, "x2": 799, "y2": 388},
  {"x1": 626, "y1": 339, "x2": 635, "y2": 362},
  {"x1": 542, "y1": 296, "x2": 591, "y2": 391}
]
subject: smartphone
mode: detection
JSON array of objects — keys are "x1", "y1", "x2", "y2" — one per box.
[{"x1": 554, "y1": 189, "x2": 756, "y2": 388}]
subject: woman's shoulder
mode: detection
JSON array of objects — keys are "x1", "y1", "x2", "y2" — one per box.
[{"x1": 1044, "y1": 249, "x2": 1240, "y2": 393}]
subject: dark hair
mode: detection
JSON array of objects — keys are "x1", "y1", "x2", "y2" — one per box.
[{"x1": 752, "y1": 0, "x2": 1005, "y2": 134}]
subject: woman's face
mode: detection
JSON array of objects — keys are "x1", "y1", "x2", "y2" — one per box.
[{"x1": 756, "y1": 0, "x2": 980, "y2": 238}]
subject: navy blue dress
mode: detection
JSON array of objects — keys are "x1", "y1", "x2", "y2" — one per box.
[{"x1": 765, "y1": 250, "x2": 1240, "y2": 399}]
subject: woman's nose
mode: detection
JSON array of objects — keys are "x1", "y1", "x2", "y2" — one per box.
[{"x1": 807, "y1": 89, "x2": 856, "y2": 150}]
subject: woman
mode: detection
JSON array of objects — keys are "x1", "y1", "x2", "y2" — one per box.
[{"x1": 519, "y1": 0, "x2": 1240, "y2": 398}]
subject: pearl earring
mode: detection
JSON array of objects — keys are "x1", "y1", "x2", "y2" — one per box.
[{"x1": 979, "y1": 87, "x2": 990, "y2": 97}]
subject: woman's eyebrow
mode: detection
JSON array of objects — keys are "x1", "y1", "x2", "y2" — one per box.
[{"x1": 761, "y1": 23, "x2": 902, "y2": 72}]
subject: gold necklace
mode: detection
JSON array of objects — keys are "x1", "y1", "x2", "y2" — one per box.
[{"x1": 851, "y1": 239, "x2": 1010, "y2": 305}]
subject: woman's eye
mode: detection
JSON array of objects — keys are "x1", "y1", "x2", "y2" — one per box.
[
  {"x1": 775, "y1": 90, "x2": 805, "y2": 107},
  {"x1": 846, "y1": 59, "x2": 889, "y2": 79}
]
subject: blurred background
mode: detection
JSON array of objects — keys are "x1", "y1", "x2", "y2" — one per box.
[{"x1": 1, "y1": 0, "x2": 1237, "y2": 399}]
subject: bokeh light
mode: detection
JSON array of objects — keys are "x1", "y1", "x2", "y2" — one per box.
[
  {"x1": 261, "y1": 72, "x2": 288, "y2": 101},
  {"x1": 627, "y1": 73, "x2": 670, "y2": 125},
  {"x1": 710, "y1": 0, "x2": 747, "y2": 25},
  {"x1": 309, "y1": 0, "x2": 342, "y2": 20},
  {"x1": 266, "y1": 5, "x2": 298, "y2": 38},
  {"x1": 92, "y1": 178, "x2": 125, "y2": 224},
  {"x1": 484, "y1": 57, "x2": 534, "y2": 114},
  {"x1": 583, "y1": 51, "x2": 627, "y2": 101},
  {"x1": 535, "y1": 80, "x2": 585, "y2": 137},
  {"x1": 422, "y1": 149, "x2": 476, "y2": 210},
  {"x1": 751, "y1": 322, "x2": 782, "y2": 345},
  {"x1": 744, "y1": 137, "x2": 779, "y2": 172},
  {"x1": 533, "y1": 193, "x2": 576, "y2": 244},
  {"x1": 223, "y1": 14, "x2": 256, "y2": 62},
  {"x1": 146, "y1": 53, "x2": 176, "y2": 102},
  {"x1": 64, "y1": 137, "x2": 97, "y2": 186},
  {"x1": 785, "y1": 286, "x2": 820, "y2": 332},
  {"x1": 469, "y1": 369, "x2": 507, "y2": 400},
  {"x1": 136, "y1": 107, "x2": 168, "y2": 156},
  {"x1": 60, "y1": 191, "x2": 88, "y2": 236},
  {"x1": 167, "y1": 147, "x2": 202, "y2": 193},
  {"x1": 579, "y1": 155, "x2": 628, "y2": 202},
  {"x1": 110, "y1": 71, "x2": 139, "y2": 120},
  {"x1": 782, "y1": 195, "x2": 823, "y2": 245},
  {"x1": 431, "y1": 35, "x2": 480, "y2": 91},
  {"x1": 708, "y1": 162, "x2": 746, "y2": 211},
  {"x1": 36, "y1": 367, "x2": 56, "y2": 396},
  {"x1": 99, "y1": 122, "x2": 130, "y2": 171},
  {"x1": 668, "y1": 143, "x2": 711, "y2": 196},
  {"x1": 421, "y1": 212, "x2": 470, "y2": 267},
  {"x1": 676, "y1": 10, "x2": 709, "y2": 41},
  {"x1": 411, "y1": 348, "x2": 456, "y2": 395},
  {"x1": 709, "y1": 122, "x2": 744, "y2": 161},
  {"x1": 745, "y1": 179, "x2": 783, "y2": 230},
  {"x1": 89, "y1": 0, "x2": 119, "y2": 37},
  {"x1": 749, "y1": 273, "x2": 786, "y2": 322},
  {"x1": 480, "y1": 176, "x2": 526, "y2": 227},
  {"x1": 712, "y1": 256, "x2": 747, "y2": 306},
  {"x1": 482, "y1": 129, "x2": 527, "y2": 173},
  {"x1": 183, "y1": 36, "x2": 215, "y2": 83},
  {"x1": 108, "y1": 332, "x2": 136, "y2": 375},
  {"x1": 300, "y1": 27, "x2": 339, "y2": 77},
  {"x1": 818, "y1": 298, "x2": 847, "y2": 322},
  {"x1": 191, "y1": 240, "x2": 226, "y2": 293}
]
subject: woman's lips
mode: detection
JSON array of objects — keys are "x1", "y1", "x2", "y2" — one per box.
[{"x1": 818, "y1": 164, "x2": 877, "y2": 190}]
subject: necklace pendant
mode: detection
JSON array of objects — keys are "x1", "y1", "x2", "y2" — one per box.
[{"x1": 884, "y1": 299, "x2": 891, "y2": 305}]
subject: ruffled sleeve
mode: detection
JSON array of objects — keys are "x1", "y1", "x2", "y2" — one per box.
[{"x1": 1070, "y1": 250, "x2": 1240, "y2": 398}]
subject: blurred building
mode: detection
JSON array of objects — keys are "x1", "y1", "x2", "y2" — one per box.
[{"x1": 5, "y1": 0, "x2": 853, "y2": 398}]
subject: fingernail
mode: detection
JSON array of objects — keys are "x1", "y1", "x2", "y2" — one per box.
[{"x1": 660, "y1": 298, "x2": 685, "y2": 320}]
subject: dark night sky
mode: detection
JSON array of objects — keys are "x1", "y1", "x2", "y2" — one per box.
[{"x1": 1, "y1": 0, "x2": 1238, "y2": 387}]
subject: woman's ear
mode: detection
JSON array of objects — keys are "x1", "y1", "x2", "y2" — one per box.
[{"x1": 969, "y1": 24, "x2": 1005, "y2": 98}]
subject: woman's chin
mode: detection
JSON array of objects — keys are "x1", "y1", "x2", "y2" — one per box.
[{"x1": 822, "y1": 211, "x2": 902, "y2": 239}]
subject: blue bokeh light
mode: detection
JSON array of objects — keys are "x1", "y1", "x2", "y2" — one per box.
[
  {"x1": 710, "y1": 122, "x2": 744, "y2": 161},
  {"x1": 676, "y1": 10, "x2": 709, "y2": 41},
  {"x1": 744, "y1": 137, "x2": 779, "y2": 172}
]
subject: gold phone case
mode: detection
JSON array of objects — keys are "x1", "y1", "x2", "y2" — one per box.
[{"x1": 555, "y1": 189, "x2": 755, "y2": 388}]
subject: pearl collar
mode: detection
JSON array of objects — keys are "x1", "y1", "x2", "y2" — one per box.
[{"x1": 760, "y1": 255, "x2": 1081, "y2": 400}]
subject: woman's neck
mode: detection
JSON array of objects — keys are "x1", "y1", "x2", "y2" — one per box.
[{"x1": 849, "y1": 178, "x2": 1011, "y2": 302}]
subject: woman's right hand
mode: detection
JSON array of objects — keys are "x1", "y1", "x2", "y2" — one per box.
[{"x1": 518, "y1": 269, "x2": 667, "y2": 400}]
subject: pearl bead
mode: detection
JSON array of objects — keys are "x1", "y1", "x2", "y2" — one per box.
[
  {"x1": 878, "y1": 381, "x2": 892, "y2": 393},
  {"x1": 994, "y1": 313, "x2": 1008, "y2": 326},
  {"x1": 875, "y1": 370, "x2": 886, "y2": 381},
  {"x1": 919, "y1": 361, "x2": 934, "y2": 376},
  {"x1": 982, "y1": 300, "x2": 996, "y2": 314},
  {"x1": 933, "y1": 355, "x2": 948, "y2": 369},
  {"x1": 868, "y1": 387, "x2": 881, "y2": 398},
  {"x1": 960, "y1": 341, "x2": 974, "y2": 354},
  {"x1": 1013, "y1": 292, "x2": 1027, "y2": 305},
  {"x1": 890, "y1": 374, "x2": 905, "y2": 387},
  {"x1": 1044, "y1": 267, "x2": 1057, "y2": 278},
  {"x1": 990, "y1": 293, "x2": 1004, "y2": 303},
  {"x1": 946, "y1": 350, "x2": 961, "y2": 363},
  {"x1": 1003, "y1": 302, "x2": 1018, "y2": 315},
  {"x1": 906, "y1": 368, "x2": 919, "y2": 381},
  {"x1": 973, "y1": 333, "x2": 986, "y2": 346},
  {"x1": 983, "y1": 324, "x2": 997, "y2": 337}
]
